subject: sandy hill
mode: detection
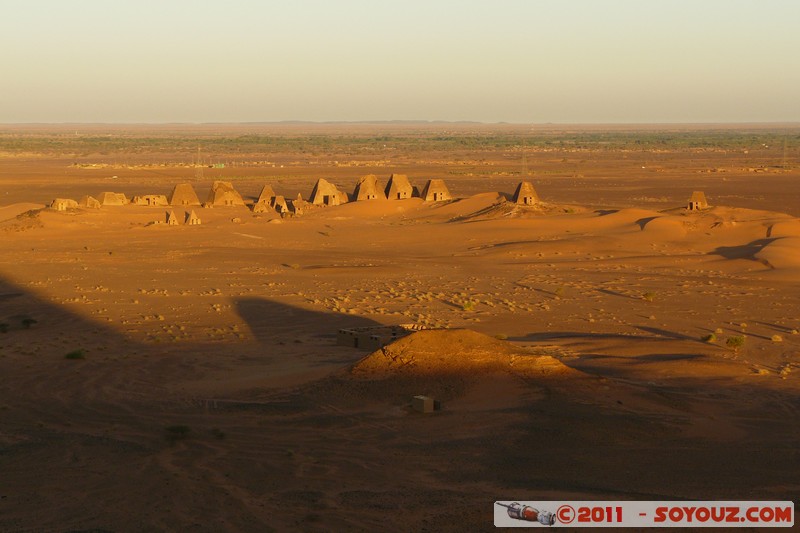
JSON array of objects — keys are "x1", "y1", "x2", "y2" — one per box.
[
  {"x1": 351, "y1": 328, "x2": 571, "y2": 378},
  {"x1": 0, "y1": 202, "x2": 45, "y2": 222}
]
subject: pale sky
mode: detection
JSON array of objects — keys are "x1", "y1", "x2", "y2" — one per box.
[{"x1": 1, "y1": 0, "x2": 798, "y2": 123}]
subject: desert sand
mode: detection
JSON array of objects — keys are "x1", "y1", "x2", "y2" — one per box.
[{"x1": 0, "y1": 124, "x2": 799, "y2": 531}]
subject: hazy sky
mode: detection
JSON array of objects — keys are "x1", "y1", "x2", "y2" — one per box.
[{"x1": 1, "y1": 0, "x2": 798, "y2": 123}]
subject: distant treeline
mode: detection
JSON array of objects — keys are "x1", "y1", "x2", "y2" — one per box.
[{"x1": 0, "y1": 130, "x2": 797, "y2": 156}]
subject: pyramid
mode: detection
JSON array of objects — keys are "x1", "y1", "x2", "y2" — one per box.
[
  {"x1": 252, "y1": 202, "x2": 270, "y2": 213},
  {"x1": 309, "y1": 178, "x2": 347, "y2": 206},
  {"x1": 273, "y1": 195, "x2": 290, "y2": 214},
  {"x1": 205, "y1": 181, "x2": 245, "y2": 207},
  {"x1": 687, "y1": 191, "x2": 708, "y2": 211},
  {"x1": 185, "y1": 209, "x2": 201, "y2": 225},
  {"x1": 420, "y1": 179, "x2": 452, "y2": 202},
  {"x1": 256, "y1": 184, "x2": 277, "y2": 205},
  {"x1": 512, "y1": 181, "x2": 539, "y2": 205},
  {"x1": 166, "y1": 210, "x2": 179, "y2": 225},
  {"x1": 168, "y1": 183, "x2": 201, "y2": 206},
  {"x1": 385, "y1": 174, "x2": 413, "y2": 200},
  {"x1": 353, "y1": 174, "x2": 385, "y2": 201}
]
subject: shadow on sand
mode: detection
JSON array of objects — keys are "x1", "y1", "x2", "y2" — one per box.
[
  {"x1": 711, "y1": 238, "x2": 776, "y2": 261},
  {"x1": 234, "y1": 297, "x2": 382, "y2": 346}
]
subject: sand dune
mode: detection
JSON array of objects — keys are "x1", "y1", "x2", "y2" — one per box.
[
  {"x1": 351, "y1": 328, "x2": 571, "y2": 377},
  {"x1": 755, "y1": 236, "x2": 800, "y2": 270}
]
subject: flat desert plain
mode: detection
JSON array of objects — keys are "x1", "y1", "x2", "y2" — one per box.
[{"x1": 1, "y1": 123, "x2": 799, "y2": 531}]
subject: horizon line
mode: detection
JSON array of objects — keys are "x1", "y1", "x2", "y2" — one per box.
[{"x1": 2, "y1": 120, "x2": 800, "y2": 127}]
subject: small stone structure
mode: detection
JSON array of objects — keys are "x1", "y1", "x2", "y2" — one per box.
[
  {"x1": 166, "y1": 210, "x2": 179, "y2": 225},
  {"x1": 185, "y1": 209, "x2": 201, "y2": 225},
  {"x1": 512, "y1": 181, "x2": 539, "y2": 205},
  {"x1": 353, "y1": 174, "x2": 385, "y2": 201},
  {"x1": 97, "y1": 192, "x2": 129, "y2": 206},
  {"x1": 420, "y1": 179, "x2": 452, "y2": 202},
  {"x1": 256, "y1": 184, "x2": 276, "y2": 205},
  {"x1": 78, "y1": 195, "x2": 101, "y2": 209},
  {"x1": 337, "y1": 323, "x2": 427, "y2": 351},
  {"x1": 132, "y1": 194, "x2": 169, "y2": 207},
  {"x1": 50, "y1": 198, "x2": 78, "y2": 211},
  {"x1": 687, "y1": 191, "x2": 709, "y2": 211},
  {"x1": 291, "y1": 194, "x2": 310, "y2": 215},
  {"x1": 272, "y1": 195, "x2": 290, "y2": 215},
  {"x1": 412, "y1": 395, "x2": 439, "y2": 414},
  {"x1": 385, "y1": 173, "x2": 414, "y2": 200},
  {"x1": 252, "y1": 202, "x2": 270, "y2": 214},
  {"x1": 169, "y1": 183, "x2": 201, "y2": 206}
]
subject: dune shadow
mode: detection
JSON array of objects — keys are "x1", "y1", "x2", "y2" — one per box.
[
  {"x1": 595, "y1": 288, "x2": 640, "y2": 300},
  {"x1": 635, "y1": 353, "x2": 703, "y2": 362},
  {"x1": 711, "y1": 238, "x2": 776, "y2": 261},
  {"x1": 635, "y1": 216, "x2": 660, "y2": 230},
  {"x1": 594, "y1": 209, "x2": 618, "y2": 216},
  {"x1": 0, "y1": 273, "x2": 386, "y2": 360},
  {"x1": 558, "y1": 352, "x2": 705, "y2": 378},
  {"x1": 633, "y1": 325, "x2": 697, "y2": 342},
  {"x1": 233, "y1": 297, "x2": 382, "y2": 346},
  {"x1": 753, "y1": 321, "x2": 796, "y2": 334},
  {"x1": 511, "y1": 331, "x2": 643, "y2": 342},
  {"x1": 0, "y1": 275, "x2": 128, "y2": 343}
]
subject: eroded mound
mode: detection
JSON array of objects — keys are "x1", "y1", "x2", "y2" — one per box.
[{"x1": 351, "y1": 328, "x2": 570, "y2": 378}]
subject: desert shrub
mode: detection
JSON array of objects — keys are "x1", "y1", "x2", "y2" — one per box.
[
  {"x1": 494, "y1": 333, "x2": 508, "y2": 340},
  {"x1": 21, "y1": 318, "x2": 37, "y2": 329},
  {"x1": 554, "y1": 287, "x2": 565, "y2": 297},
  {"x1": 726, "y1": 336, "x2": 746, "y2": 351},
  {"x1": 642, "y1": 292, "x2": 656, "y2": 302},
  {"x1": 701, "y1": 333, "x2": 716, "y2": 343},
  {"x1": 771, "y1": 335, "x2": 783, "y2": 343},
  {"x1": 165, "y1": 425, "x2": 191, "y2": 442},
  {"x1": 462, "y1": 301, "x2": 476, "y2": 312},
  {"x1": 65, "y1": 349, "x2": 85, "y2": 360}
]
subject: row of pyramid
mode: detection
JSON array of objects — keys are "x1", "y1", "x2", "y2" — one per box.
[{"x1": 51, "y1": 176, "x2": 542, "y2": 214}]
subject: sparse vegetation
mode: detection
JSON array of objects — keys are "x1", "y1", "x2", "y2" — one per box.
[
  {"x1": 494, "y1": 333, "x2": 508, "y2": 340},
  {"x1": 702, "y1": 333, "x2": 717, "y2": 343},
  {"x1": 771, "y1": 334, "x2": 783, "y2": 343},
  {"x1": 462, "y1": 301, "x2": 476, "y2": 312},
  {"x1": 65, "y1": 349, "x2": 85, "y2": 360},
  {"x1": 21, "y1": 318, "x2": 37, "y2": 329},
  {"x1": 642, "y1": 292, "x2": 656, "y2": 302},
  {"x1": 726, "y1": 335, "x2": 746, "y2": 351},
  {"x1": 165, "y1": 425, "x2": 191, "y2": 442}
]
